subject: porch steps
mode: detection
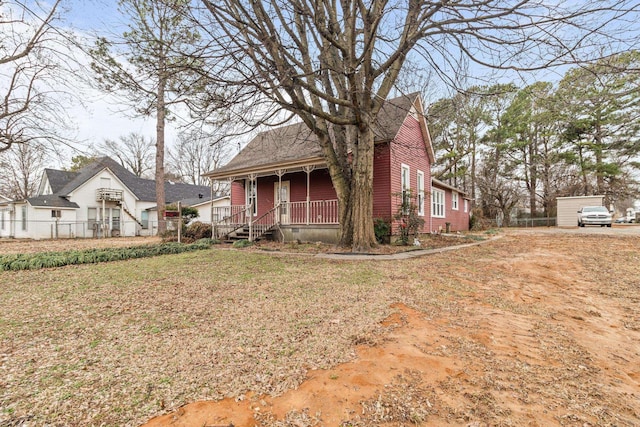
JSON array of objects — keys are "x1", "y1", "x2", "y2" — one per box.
[{"x1": 224, "y1": 225, "x2": 274, "y2": 243}]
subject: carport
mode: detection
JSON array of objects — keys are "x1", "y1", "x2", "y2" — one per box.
[{"x1": 556, "y1": 195, "x2": 605, "y2": 227}]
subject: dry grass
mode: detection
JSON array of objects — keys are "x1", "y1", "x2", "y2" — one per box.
[
  {"x1": 1, "y1": 231, "x2": 639, "y2": 426},
  {"x1": 0, "y1": 248, "x2": 396, "y2": 426}
]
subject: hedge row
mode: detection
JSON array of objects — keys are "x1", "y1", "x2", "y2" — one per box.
[{"x1": 0, "y1": 239, "x2": 217, "y2": 272}]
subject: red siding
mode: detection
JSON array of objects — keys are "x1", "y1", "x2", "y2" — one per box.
[
  {"x1": 231, "y1": 181, "x2": 245, "y2": 205},
  {"x1": 372, "y1": 142, "x2": 391, "y2": 219},
  {"x1": 389, "y1": 115, "x2": 432, "y2": 234},
  {"x1": 431, "y1": 185, "x2": 470, "y2": 232}
]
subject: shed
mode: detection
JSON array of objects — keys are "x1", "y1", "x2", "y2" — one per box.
[{"x1": 556, "y1": 195, "x2": 605, "y2": 227}]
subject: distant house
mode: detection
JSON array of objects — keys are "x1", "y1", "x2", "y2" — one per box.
[
  {"x1": 0, "y1": 156, "x2": 228, "y2": 239},
  {"x1": 203, "y1": 93, "x2": 470, "y2": 243}
]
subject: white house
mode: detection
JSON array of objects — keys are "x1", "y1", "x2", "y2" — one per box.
[{"x1": 0, "y1": 157, "x2": 229, "y2": 239}]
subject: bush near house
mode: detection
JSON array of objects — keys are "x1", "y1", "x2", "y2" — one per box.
[{"x1": 0, "y1": 240, "x2": 215, "y2": 272}]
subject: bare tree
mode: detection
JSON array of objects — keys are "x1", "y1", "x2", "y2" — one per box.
[
  {"x1": 98, "y1": 132, "x2": 155, "y2": 178},
  {"x1": 168, "y1": 129, "x2": 230, "y2": 188},
  {"x1": 1, "y1": 0, "x2": 76, "y2": 153},
  {"x1": 0, "y1": 142, "x2": 46, "y2": 199},
  {"x1": 194, "y1": 0, "x2": 639, "y2": 251}
]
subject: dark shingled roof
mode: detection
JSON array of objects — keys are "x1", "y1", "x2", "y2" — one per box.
[
  {"x1": 27, "y1": 195, "x2": 80, "y2": 209},
  {"x1": 207, "y1": 93, "x2": 420, "y2": 177},
  {"x1": 48, "y1": 156, "x2": 211, "y2": 203},
  {"x1": 43, "y1": 169, "x2": 79, "y2": 193}
]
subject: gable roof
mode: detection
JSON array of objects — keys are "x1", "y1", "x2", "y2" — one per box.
[
  {"x1": 205, "y1": 93, "x2": 428, "y2": 179},
  {"x1": 43, "y1": 169, "x2": 79, "y2": 194},
  {"x1": 40, "y1": 156, "x2": 210, "y2": 203}
]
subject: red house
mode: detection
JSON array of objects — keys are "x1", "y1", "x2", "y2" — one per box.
[{"x1": 204, "y1": 93, "x2": 470, "y2": 243}]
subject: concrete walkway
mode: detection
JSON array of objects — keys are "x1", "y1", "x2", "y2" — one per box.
[{"x1": 315, "y1": 234, "x2": 503, "y2": 260}]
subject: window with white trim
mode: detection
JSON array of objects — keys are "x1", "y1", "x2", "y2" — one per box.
[
  {"x1": 464, "y1": 199, "x2": 469, "y2": 213},
  {"x1": 246, "y1": 179, "x2": 257, "y2": 215},
  {"x1": 1, "y1": 211, "x2": 4, "y2": 230},
  {"x1": 432, "y1": 189, "x2": 445, "y2": 218},
  {"x1": 417, "y1": 171, "x2": 425, "y2": 216},
  {"x1": 452, "y1": 191, "x2": 459, "y2": 210},
  {"x1": 401, "y1": 164, "x2": 410, "y2": 214}
]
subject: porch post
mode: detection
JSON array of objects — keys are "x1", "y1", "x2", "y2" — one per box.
[
  {"x1": 303, "y1": 166, "x2": 315, "y2": 225},
  {"x1": 248, "y1": 173, "x2": 256, "y2": 241},
  {"x1": 275, "y1": 169, "x2": 285, "y2": 224},
  {"x1": 102, "y1": 198, "x2": 106, "y2": 239}
]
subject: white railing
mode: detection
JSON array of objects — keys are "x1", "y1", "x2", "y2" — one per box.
[
  {"x1": 248, "y1": 204, "x2": 279, "y2": 241},
  {"x1": 212, "y1": 204, "x2": 252, "y2": 239},
  {"x1": 212, "y1": 199, "x2": 339, "y2": 239},
  {"x1": 289, "y1": 199, "x2": 339, "y2": 224},
  {"x1": 212, "y1": 205, "x2": 251, "y2": 225},
  {"x1": 96, "y1": 188, "x2": 123, "y2": 202}
]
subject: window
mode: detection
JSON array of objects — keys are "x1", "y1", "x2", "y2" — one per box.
[
  {"x1": 432, "y1": 189, "x2": 445, "y2": 218},
  {"x1": 88, "y1": 207, "x2": 98, "y2": 230},
  {"x1": 1, "y1": 211, "x2": 4, "y2": 230},
  {"x1": 464, "y1": 199, "x2": 469, "y2": 213},
  {"x1": 21, "y1": 206, "x2": 27, "y2": 231},
  {"x1": 417, "y1": 171, "x2": 425, "y2": 216},
  {"x1": 246, "y1": 179, "x2": 257, "y2": 215},
  {"x1": 452, "y1": 191, "x2": 459, "y2": 210},
  {"x1": 100, "y1": 177, "x2": 111, "y2": 189},
  {"x1": 112, "y1": 209, "x2": 121, "y2": 231},
  {"x1": 401, "y1": 164, "x2": 410, "y2": 213},
  {"x1": 141, "y1": 211, "x2": 149, "y2": 229},
  {"x1": 51, "y1": 209, "x2": 61, "y2": 218}
]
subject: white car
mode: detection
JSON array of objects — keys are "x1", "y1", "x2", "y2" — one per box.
[{"x1": 577, "y1": 206, "x2": 612, "y2": 227}]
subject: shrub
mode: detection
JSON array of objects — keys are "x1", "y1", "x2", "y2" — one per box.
[
  {"x1": 184, "y1": 221, "x2": 212, "y2": 242},
  {"x1": 0, "y1": 240, "x2": 216, "y2": 272},
  {"x1": 373, "y1": 218, "x2": 391, "y2": 244},
  {"x1": 393, "y1": 190, "x2": 425, "y2": 245}
]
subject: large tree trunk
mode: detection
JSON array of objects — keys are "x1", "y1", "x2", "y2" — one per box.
[{"x1": 343, "y1": 127, "x2": 377, "y2": 252}]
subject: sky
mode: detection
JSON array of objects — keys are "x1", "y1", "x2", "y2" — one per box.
[
  {"x1": 5, "y1": 0, "x2": 640, "y2": 170},
  {"x1": 60, "y1": 0, "x2": 171, "y2": 159}
]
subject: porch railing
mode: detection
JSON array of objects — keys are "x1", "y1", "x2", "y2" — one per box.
[
  {"x1": 212, "y1": 199, "x2": 339, "y2": 240},
  {"x1": 96, "y1": 188, "x2": 123, "y2": 202},
  {"x1": 212, "y1": 204, "x2": 252, "y2": 239},
  {"x1": 248, "y1": 204, "x2": 279, "y2": 241},
  {"x1": 288, "y1": 199, "x2": 339, "y2": 224}
]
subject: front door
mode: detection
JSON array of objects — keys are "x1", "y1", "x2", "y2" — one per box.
[{"x1": 274, "y1": 181, "x2": 290, "y2": 224}]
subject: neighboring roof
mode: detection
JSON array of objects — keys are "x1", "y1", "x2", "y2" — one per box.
[
  {"x1": 27, "y1": 195, "x2": 80, "y2": 209},
  {"x1": 432, "y1": 178, "x2": 469, "y2": 197},
  {"x1": 205, "y1": 92, "x2": 425, "y2": 179},
  {"x1": 46, "y1": 156, "x2": 211, "y2": 203},
  {"x1": 147, "y1": 194, "x2": 229, "y2": 211},
  {"x1": 43, "y1": 169, "x2": 79, "y2": 193},
  {"x1": 178, "y1": 194, "x2": 229, "y2": 207},
  {"x1": 556, "y1": 195, "x2": 605, "y2": 200}
]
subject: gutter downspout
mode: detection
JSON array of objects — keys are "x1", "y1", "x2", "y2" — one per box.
[{"x1": 429, "y1": 178, "x2": 433, "y2": 233}]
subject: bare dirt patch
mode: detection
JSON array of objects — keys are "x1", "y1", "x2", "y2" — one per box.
[{"x1": 1, "y1": 230, "x2": 639, "y2": 426}]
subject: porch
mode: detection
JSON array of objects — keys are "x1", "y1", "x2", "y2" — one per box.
[{"x1": 212, "y1": 199, "x2": 339, "y2": 241}]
